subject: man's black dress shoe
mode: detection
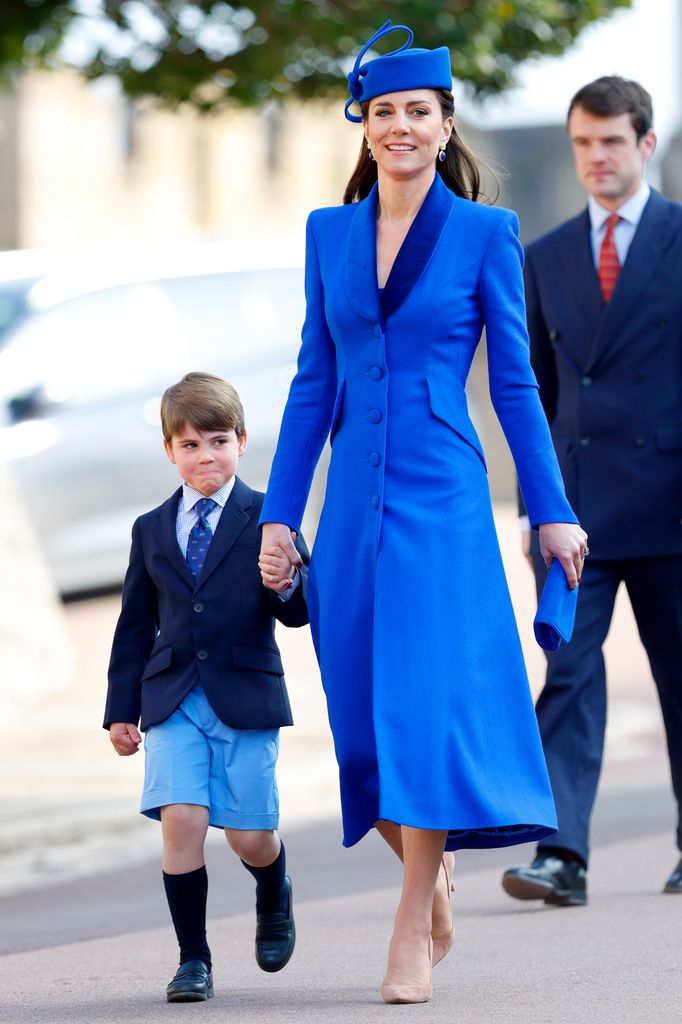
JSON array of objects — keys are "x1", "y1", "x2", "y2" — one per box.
[
  {"x1": 663, "y1": 856, "x2": 682, "y2": 893},
  {"x1": 502, "y1": 852, "x2": 587, "y2": 907},
  {"x1": 166, "y1": 960, "x2": 214, "y2": 1002},
  {"x1": 255, "y1": 875, "x2": 296, "y2": 972}
]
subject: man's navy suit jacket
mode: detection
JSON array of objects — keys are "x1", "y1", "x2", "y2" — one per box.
[
  {"x1": 523, "y1": 188, "x2": 682, "y2": 560},
  {"x1": 104, "y1": 476, "x2": 309, "y2": 732}
]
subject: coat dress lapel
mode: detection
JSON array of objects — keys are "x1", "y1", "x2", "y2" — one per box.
[
  {"x1": 195, "y1": 475, "x2": 251, "y2": 589},
  {"x1": 381, "y1": 173, "x2": 455, "y2": 319},
  {"x1": 344, "y1": 174, "x2": 455, "y2": 324},
  {"x1": 587, "y1": 190, "x2": 674, "y2": 371},
  {"x1": 345, "y1": 183, "x2": 383, "y2": 324}
]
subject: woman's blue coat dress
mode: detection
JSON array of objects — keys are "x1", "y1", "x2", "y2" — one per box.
[{"x1": 261, "y1": 174, "x2": 579, "y2": 851}]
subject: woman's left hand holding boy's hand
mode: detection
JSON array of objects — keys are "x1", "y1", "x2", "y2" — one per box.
[
  {"x1": 110, "y1": 722, "x2": 142, "y2": 756},
  {"x1": 260, "y1": 523, "x2": 302, "y2": 591},
  {"x1": 538, "y1": 522, "x2": 589, "y2": 589}
]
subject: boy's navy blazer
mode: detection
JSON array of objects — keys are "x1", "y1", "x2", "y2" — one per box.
[
  {"x1": 104, "y1": 476, "x2": 309, "y2": 732},
  {"x1": 523, "y1": 188, "x2": 682, "y2": 559}
]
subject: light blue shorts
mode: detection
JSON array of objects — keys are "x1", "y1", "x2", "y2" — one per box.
[{"x1": 141, "y1": 685, "x2": 279, "y2": 830}]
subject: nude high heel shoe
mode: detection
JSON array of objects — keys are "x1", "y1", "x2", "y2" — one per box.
[
  {"x1": 432, "y1": 852, "x2": 455, "y2": 967},
  {"x1": 381, "y1": 936, "x2": 433, "y2": 1005}
]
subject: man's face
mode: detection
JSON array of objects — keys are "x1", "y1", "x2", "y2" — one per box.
[{"x1": 567, "y1": 105, "x2": 656, "y2": 206}]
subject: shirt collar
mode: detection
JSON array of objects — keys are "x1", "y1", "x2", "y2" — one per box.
[
  {"x1": 589, "y1": 179, "x2": 651, "y2": 233},
  {"x1": 182, "y1": 476, "x2": 235, "y2": 512}
]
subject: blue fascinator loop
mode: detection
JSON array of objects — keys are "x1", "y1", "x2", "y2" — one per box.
[
  {"x1": 344, "y1": 20, "x2": 414, "y2": 123},
  {"x1": 344, "y1": 20, "x2": 453, "y2": 123}
]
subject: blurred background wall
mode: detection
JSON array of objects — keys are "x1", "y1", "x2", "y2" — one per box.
[{"x1": 0, "y1": 0, "x2": 679, "y2": 506}]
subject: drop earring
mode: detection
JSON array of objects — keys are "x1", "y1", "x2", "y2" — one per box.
[
  {"x1": 438, "y1": 143, "x2": 447, "y2": 163},
  {"x1": 367, "y1": 146, "x2": 374, "y2": 161}
]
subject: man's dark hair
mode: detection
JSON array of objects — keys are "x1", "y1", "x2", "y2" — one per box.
[{"x1": 568, "y1": 76, "x2": 653, "y2": 140}]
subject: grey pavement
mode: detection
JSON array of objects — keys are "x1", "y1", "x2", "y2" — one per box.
[{"x1": 2, "y1": 826, "x2": 680, "y2": 1024}]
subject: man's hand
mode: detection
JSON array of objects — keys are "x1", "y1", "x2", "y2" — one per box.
[
  {"x1": 260, "y1": 523, "x2": 303, "y2": 592},
  {"x1": 110, "y1": 722, "x2": 142, "y2": 756}
]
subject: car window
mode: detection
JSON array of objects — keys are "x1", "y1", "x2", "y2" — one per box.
[{"x1": 0, "y1": 269, "x2": 304, "y2": 410}]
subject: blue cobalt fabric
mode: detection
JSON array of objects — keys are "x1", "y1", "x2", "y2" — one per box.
[
  {"x1": 261, "y1": 174, "x2": 579, "y2": 851},
  {"x1": 534, "y1": 560, "x2": 579, "y2": 652},
  {"x1": 345, "y1": 20, "x2": 452, "y2": 122}
]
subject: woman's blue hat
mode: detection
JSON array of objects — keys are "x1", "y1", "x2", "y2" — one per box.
[{"x1": 345, "y1": 20, "x2": 453, "y2": 123}]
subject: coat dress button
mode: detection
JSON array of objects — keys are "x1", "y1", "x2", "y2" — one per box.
[
  {"x1": 197, "y1": 649, "x2": 208, "y2": 660},
  {"x1": 369, "y1": 494, "x2": 380, "y2": 509},
  {"x1": 370, "y1": 366, "x2": 383, "y2": 381},
  {"x1": 579, "y1": 436, "x2": 591, "y2": 447},
  {"x1": 368, "y1": 409, "x2": 382, "y2": 423},
  {"x1": 368, "y1": 452, "x2": 381, "y2": 467},
  {"x1": 193, "y1": 601, "x2": 205, "y2": 613}
]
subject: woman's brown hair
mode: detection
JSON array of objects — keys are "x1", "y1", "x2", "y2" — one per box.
[{"x1": 342, "y1": 88, "x2": 496, "y2": 205}]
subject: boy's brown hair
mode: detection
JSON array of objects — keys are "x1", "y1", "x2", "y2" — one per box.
[{"x1": 161, "y1": 372, "x2": 245, "y2": 442}]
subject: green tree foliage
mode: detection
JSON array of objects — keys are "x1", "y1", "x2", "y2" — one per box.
[{"x1": 1, "y1": 0, "x2": 632, "y2": 111}]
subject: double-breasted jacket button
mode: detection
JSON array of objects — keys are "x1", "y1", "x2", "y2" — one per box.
[
  {"x1": 368, "y1": 408, "x2": 382, "y2": 424},
  {"x1": 369, "y1": 494, "x2": 380, "y2": 509},
  {"x1": 193, "y1": 601, "x2": 205, "y2": 613},
  {"x1": 634, "y1": 435, "x2": 645, "y2": 447},
  {"x1": 197, "y1": 648, "x2": 209, "y2": 660},
  {"x1": 370, "y1": 366, "x2": 383, "y2": 381},
  {"x1": 580, "y1": 376, "x2": 592, "y2": 387},
  {"x1": 368, "y1": 452, "x2": 381, "y2": 467},
  {"x1": 579, "y1": 436, "x2": 591, "y2": 447}
]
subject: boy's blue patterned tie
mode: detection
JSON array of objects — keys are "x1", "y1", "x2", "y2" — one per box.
[{"x1": 186, "y1": 497, "x2": 217, "y2": 581}]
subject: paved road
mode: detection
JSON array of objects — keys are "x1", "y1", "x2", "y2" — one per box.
[{"x1": 2, "y1": 813, "x2": 679, "y2": 1024}]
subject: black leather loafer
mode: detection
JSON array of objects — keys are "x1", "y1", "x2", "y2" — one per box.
[
  {"x1": 255, "y1": 875, "x2": 296, "y2": 973},
  {"x1": 663, "y1": 856, "x2": 682, "y2": 893},
  {"x1": 502, "y1": 852, "x2": 587, "y2": 906},
  {"x1": 166, "y1": 959, "x2": 214, "y2": 1002}
]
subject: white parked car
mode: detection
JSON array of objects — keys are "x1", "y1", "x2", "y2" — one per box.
[{"x1": 0, "y1": 243, "x2": 324, "y2": 596}]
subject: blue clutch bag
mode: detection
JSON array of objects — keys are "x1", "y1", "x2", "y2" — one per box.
[{"x1": 533, "y1": 560, "x2": 578, "y2": 652}]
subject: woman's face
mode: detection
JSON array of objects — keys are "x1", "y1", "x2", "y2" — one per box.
[{"x1": 364, "y1": 90, "x2": 452, "y2": 180}]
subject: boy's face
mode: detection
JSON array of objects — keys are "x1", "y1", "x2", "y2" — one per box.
[{"x1": 164, "y1": 424, "x2": 247, "y2": 497}]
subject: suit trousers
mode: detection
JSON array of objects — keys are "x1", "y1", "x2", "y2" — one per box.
[{"x1": 530, "y1": 533, "x2": 682, "y2": 865}]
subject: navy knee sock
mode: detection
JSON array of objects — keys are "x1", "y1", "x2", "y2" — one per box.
[
  {"x1": 241, "y1": 841, "x2": 287, "y2": 914},
  {"x1": 163, "y1": 865, "x2": 212, "y2": 968}
]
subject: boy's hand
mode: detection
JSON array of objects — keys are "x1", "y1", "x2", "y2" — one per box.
[
  {"x1": 110, "y1": 722, "x2": 142, "y2": 756},
  {"x1": 259, "y1": 532, "x2": 297, "y2": 591}
]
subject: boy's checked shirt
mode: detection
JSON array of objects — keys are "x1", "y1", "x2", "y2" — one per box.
[{"x1": 177, "y1": 479, "x2": 299, "y2": 599}]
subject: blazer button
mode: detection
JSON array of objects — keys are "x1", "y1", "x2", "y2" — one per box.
[
  {"x1": 369, "y1": 494, "x2": 380, "y2": 509},
  {"x1": 368, "y1": 409, "x2": 382, "y2": 423},
  {"x1": 193, "y1": 601, "x2": 205, "y2": 613},
  {"x1": 634, "y1": 435, "x2": 645, "y2": 447},
  {"x1": 197, "y1": 649, "x2": 208, "y2": 660},
  {"x1": 580, "y1": 376, "x2": 592, "y2": 387},
  {"x1": 579, "y1": 436, "x2": 591, "y2": 447},
  {"x1": 549, "y1": 329, "x2": 558, "y2": 341},
  {"x1": 370, "y1": 366, "x2": 383, "y2": 381},
  {"x1": 368, "y1": 452, "x2": 381, "y2": 467}
]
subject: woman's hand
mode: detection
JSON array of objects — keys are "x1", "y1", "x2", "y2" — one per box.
[
  {"x1": 538, "y1": 522, "x2": 589, "y2": 589},
  {"x1": 260, "y1": 522, "x2": 303, "y2": 591}
]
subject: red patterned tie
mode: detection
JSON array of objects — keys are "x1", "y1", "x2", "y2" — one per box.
[{"x1": 598, "y1": 213, "x2": 621, "y2": 302}]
